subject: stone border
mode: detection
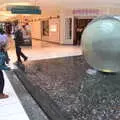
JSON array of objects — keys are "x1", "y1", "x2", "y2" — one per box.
[
  {"x1": 6, "y1": 70, "x2": 49, "y2": 120},
  {"x1": 14, "y1": 65, "x2": 69, "y2": 120}
]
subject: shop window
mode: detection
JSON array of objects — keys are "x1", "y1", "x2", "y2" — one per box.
[{"x1": 42, "y1": 20, "x2": 49, "y2": 36}]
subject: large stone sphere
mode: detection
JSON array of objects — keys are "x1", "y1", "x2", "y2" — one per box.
[{"x1": 81, "y1": 16, "x2": 120, "y2": 72}]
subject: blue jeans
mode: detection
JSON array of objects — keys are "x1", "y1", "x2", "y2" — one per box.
[{"x1": 0, "y1": 70, "x2": 4, "y2": 93}]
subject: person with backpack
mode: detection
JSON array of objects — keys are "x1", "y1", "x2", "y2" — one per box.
[{"x1": 14, "y1": 22, "x2": 28, "y2": 64}]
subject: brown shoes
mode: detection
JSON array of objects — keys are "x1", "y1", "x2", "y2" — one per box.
[{"x1": 0, "y1": 93, "x2": 9, "y2": 99}]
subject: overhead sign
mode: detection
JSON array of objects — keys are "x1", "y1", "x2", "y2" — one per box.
[
  {"x1": 73, "y1": 9, "x2": 101, "y2": 16},
  {"x1": 7, "y1": 5, "x2": 41, "y2": 14}
]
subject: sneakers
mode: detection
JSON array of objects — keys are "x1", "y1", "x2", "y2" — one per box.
[{"x1": 0, "y1": 93, "x2": 9, "y2": 99}]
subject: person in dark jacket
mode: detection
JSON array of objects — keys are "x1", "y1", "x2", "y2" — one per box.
[
  {"x1": 76, "y1": 27, "x2": 84, "y2": 45},
  {"x1": 14, "y1": 24, "x2": 28, "y2": 64}
]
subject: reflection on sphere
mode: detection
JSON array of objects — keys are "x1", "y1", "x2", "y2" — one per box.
[{"x1": 81, "y1": 16, "x2": 120, "y2": 72}]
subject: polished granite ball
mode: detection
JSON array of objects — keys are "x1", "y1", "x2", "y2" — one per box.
[{"x1": 81, "y1": 16, "x2": 120, "y2": 72}]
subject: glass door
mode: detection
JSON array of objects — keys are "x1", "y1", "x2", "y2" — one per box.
[{"x1": 64, "y1": 16, "x2": 73, "y2": 42}]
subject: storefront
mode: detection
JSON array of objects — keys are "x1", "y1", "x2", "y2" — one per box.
[
  {"x1": 60, "y1": 8, "x2": 106, "y2": 45},
  {"x1": 9, "y1": 7, "x2": 120, "y2": 46},
  {"x1": 41, "y1": 17, "x2": 60, "y2": 43},
  {"x1": 23, "y1": 15, "x2": 60, "y2": 44},
  {"x1": 60, "y1": 7, "x2": 120, "y2": 45}
]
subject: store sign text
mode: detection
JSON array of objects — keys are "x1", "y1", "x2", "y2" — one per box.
[{"x1": 73, "y1": 9, "x2": 99, "y2": 15}]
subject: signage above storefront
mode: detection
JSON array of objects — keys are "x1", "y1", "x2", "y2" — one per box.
[
  {"x1": 7, "y1": 5, "x2": 41, "y2": 14},
  {"x1": 73, "y1": 9, "x2": 101, "y2": 16}
]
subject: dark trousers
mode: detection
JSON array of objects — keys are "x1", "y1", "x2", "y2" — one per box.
[
  {"x1": 0, "y1": 70, "x2": 4, "y2": 93},
  {"x1": 77, "y1": 32, "x2": 82, "y2": 45},
  {"x1": 4, "y1": 51, "x2": 10, "y2": 64},
  {"x1": 16, "y1": 46, "x2": 27, "y2": 62}
]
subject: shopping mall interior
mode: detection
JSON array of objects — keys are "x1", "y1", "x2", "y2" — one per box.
[
  {"x1": 1, "y1": 0, "x2": 120, "y2": 47},
  {"x1": 1, "y1": 0, "x2": 120, "y2": 120}
]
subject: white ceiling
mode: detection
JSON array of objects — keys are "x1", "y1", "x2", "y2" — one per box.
[
  {"x1": 1, "y1": 0, "x2": 120, "y2": 8},
  {"x1": 0, "y1": 0, "x2": 120, "y2": 21}
]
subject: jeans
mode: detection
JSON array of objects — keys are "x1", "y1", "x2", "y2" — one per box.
[
  {"x1": 16, "y1": 46, "x2": 27, "y2": 62},
  {"x1": 0, "y1": 70, "x2": 4, "y2": 93}
]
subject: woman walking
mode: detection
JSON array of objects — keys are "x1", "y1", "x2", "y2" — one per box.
[{"x1": 0, "y1": 28, "x2": 9, "y2": 99}]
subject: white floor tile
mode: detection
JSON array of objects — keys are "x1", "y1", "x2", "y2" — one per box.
[
  {"x1": 0, "y1": 71, "x2": 29, "y2": 120},
  {"x1": 8, "y1": 40, "x2": 82, "y2": 63}
]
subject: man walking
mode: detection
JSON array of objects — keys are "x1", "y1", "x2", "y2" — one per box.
[{"x1": 14, "y1": 22, "x2": 28, "y2": 64}]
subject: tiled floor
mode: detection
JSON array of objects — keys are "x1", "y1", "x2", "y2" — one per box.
[
  {"x1": 1, "y1": 39, "x2": 82, "y2": 120},
  {"x1": 0, "y1": 71, "x2": 29, "y2": 120},
  {"x1": 8, "y1": 40, "x2": 82, "y2": 63}
]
